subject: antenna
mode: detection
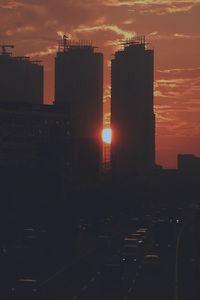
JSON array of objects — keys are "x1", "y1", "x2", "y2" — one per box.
[{"x1": 63, "y1": 35, "x2": 69, "y2": 51}]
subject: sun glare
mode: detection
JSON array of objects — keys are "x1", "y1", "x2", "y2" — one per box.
[{"x1": 102, "y1": 128, "x2": 112, "y2": 144}]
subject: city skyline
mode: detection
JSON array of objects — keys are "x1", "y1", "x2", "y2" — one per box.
[
  {"x1": 0, "y1": 0, "x2": 199, "y2": 168},
  {"x1": 0, "y1": 3, "x2": 200, "y2": 297}
]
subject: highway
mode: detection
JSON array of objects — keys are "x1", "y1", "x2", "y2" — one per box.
[{"x1": 1, "y1": 203, "x2": 200, "y2": 300}]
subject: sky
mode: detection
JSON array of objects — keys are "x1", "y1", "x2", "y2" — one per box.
[{"x1": 0, "y1": 0, "x2": 200, "y2": 168}]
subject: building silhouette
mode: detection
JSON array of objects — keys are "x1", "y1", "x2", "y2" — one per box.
[
  {"x1": 0, "y1": 45, "x2": 43, "y2": 104},
  {"x1": 178, "y1": 154, "x2": 200, "y2": 181},
  {"x1": 111, "y1": 37, "x2": 155, "y2": 177},
  {"x1": 0, "y1": 102, "x2": 70, "y2": 202},
  {"x1": 54, "y1": 37, "x2": 103, "y2": 182}
]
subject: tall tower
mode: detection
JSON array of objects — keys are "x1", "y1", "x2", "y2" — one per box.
[
  {"x1": 54, "y1": 37, "x2": 103, "y2": 182},
  {"x1": 0, "y1": 45, "x2": 43, "y2": 104},
  {"x1": 111, "y1": 37, "x2": 155, "y2": 177}
]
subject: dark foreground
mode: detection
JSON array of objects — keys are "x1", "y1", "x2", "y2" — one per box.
[{"x1": 0, "y1": 172, "x2": 200, "y2": 300}]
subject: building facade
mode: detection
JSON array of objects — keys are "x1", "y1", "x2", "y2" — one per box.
[
  {"x1": 0, "y1": 102, "x2": 70, "y2": 202},
  {"x1": 111, "y1": 37, "x2": 155, "y2": 177},
  {"x1": 54, "y1": 38, "x2": 103, "y2": 182}
]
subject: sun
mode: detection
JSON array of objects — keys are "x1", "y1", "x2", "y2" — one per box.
[{"x1": 102, "y1": 128, "x2": 112, "y2": 144}]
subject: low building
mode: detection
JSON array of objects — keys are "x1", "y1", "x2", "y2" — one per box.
[
  {"x1": 0, "y1": 102, "x2": 70, "y2": 203},
  {"x1": 178, "y1": 154, "x2": 200, "y2": 181}
]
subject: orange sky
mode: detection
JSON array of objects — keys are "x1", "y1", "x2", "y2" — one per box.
[{"x1": 0, "y1": 0, "x2": 200, "y2": 168}]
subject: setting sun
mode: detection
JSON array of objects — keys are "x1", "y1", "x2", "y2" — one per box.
[{"x1": 102, "y1": 128, "x2": 112, "y2": 144}]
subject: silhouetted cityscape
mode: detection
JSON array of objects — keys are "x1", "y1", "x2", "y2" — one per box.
[{"x1": 0, "y1": 37, "x2": 200, "y2": 300}]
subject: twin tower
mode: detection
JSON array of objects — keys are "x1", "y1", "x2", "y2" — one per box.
[
  {"x1": 0, "y1": 36, "x2": 155, "y2": 179},
  {"x1": 55, "y1": 36, "x2": 155, "y2": 178}
]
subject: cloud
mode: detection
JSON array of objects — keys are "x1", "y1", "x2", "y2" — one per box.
[
  {"x1": 138, "y1": 3, "x2": 194, "y2": 15},
  {"x1": 74, "y1": 24, "x2": 135, "y2": 40},
  {"x1": 147, "y1": 31, "x2": 159, "y2": 37},
  {"x1": 157, "y1": 67, "x2": 200, "y2": 75},
  {"x1": 156, "y1": 67, "x2": 200, "y2": 94},
  {"x1": 105, "y1": 0, "x2": 200, "y2": 4},
  {"x1": 174, "y1": 33, "x2": 191, "y2": 38},
  {"x1": 122, "y1": 19, "x2": 134, "y2": 25},
  {"x1": 27, "y1": 44, "x2": 58, "y2": 57},
  {"x1": 94, "y1": 16, "x2": 107, "y2": 25},
  {"x1": 155, "y1": 65, "x2": 200, "y2": 141},
  {"x1": 104, "y1": 0, "x2": 199, "y2": 15},
  {"x1": 145, "y1": 32, "x2": 200, "y2": 42},
  {"x1": 0, "y1": 0, "x2": 24, "y2": 9},
  {"x1": 155, "y1": 76, "x2": 200, "y2": 101},
  {"x1": 5, "y1": 25, "x2": 36, "y2": 36}
]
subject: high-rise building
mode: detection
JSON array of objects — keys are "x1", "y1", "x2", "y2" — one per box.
[
  {"x1": 0, "y1": 45, "x2": 43, "y2": 104},
  {"x1": 54, "y1": 37, "x2": 103, "y2": 182},
  {"x1": 111, "y1": 37, "x2": 155, "y2": 177}
]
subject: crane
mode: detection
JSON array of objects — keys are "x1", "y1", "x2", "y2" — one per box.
[{"x1": 0, "y1": 44, "x2": 14, "y2": 55}]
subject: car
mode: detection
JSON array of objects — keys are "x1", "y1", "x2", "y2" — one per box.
[
  {"x1": 124, "y1": 237, "x2": 144, "y2": 247},
  {"x1": 136, "y1": 227, "x2": 148, "y2": 233},
  {"x1": 143, "y1": 254, "x2": 160, "y2": 263},
  {"x1": 142, "y1": 254, "x2": 161, "y2": 275},
  {"x1": 127, "y1": 233, "x2": 146, "y2": 240},
  {"x1": 10, "y1": 278, "x2": 38, "y2": 299},
  {"x1": 121, "y1": 244, "x2": 140, "y2": 262},
  {"x1": 127, "y1": 233, "x2": 141, "y2": 237}
]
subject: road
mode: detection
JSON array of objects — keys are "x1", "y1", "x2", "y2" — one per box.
[{"x1": 1, "y1": 204, "x2": 200, "y2": 300}]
